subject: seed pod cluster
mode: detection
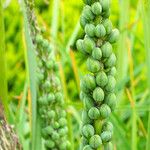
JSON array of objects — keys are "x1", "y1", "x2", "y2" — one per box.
[
  {"x1": 24, "y1": 0, "x2": 70, "y2": 149},
  {"x1": 77, "y1": 0, "x2": 119, "y2": 149}
]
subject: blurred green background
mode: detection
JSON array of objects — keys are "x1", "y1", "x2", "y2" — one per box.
[{"x1": 1, "y1": 0, "x2": 150, "y2": 149}]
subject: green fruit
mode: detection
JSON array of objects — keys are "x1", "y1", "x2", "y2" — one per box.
[
  {"x1": 89, "y1": 135, "x2": 102, "y2": 148},
  {"x1": 60, "y1": 110, "x2": 67, "y2": 117},
  {"x1": 108, "y1": 29, "x2": 120, "y2": 43},
  {"x1": 46, "y1": 60, "x2": 54, "y2": 69},
  {"x1": 83, "y1": 0, "x2": 94, "y2": 5},
  {"x1": 55, "y1": 92, "x2": 63, "y2": 103},
  {"x1": 91, "y1": 2, "x2": 102, "y2": 15},
  {"x1": 102, "y1": 121, "x2": 113, "y2": 133},
  {"x1": 105, "y1": 53, "x2": 116, "y2": 68},
  {"x1": 88, "y1": 107, "x2": 100, "y2": 120},
  {"x1": 83, "y1": 96, "x2": 94, "y2": 110},
  {"x1": 47, "y1": 110, "x2": 56, "y2": 118},
  {"x1": 82, "y1": 124, "x2": 95, "y2": 138},
  {"x1": 35, "y1": 34, "x2": 43, "y2": 44},
  {"x1": 101, "y1": 131, "x2": 112, "y2": 143},
  {"x1": 53, "y1": 122, "x2": 60, "y2": 129},
  {"x1": 42, "y1": 39, "x2": 49, "y2": 48},
  {"x1": 96, "y1": 71, "x2": 108, "y2": 87},
  {"x1": 102, "y1": 9, "x2": 110, "y2": 18},
  {"x1": 58, "y1": 118, "x2": 67, "y2": 127},
  {"x1": 82, "y1": 110, "x2": 92, "y2": 125},
  {"x1": 43, "y1": 126, "x2": 54, "y2": 135},
  {"x1": 58, "y1": 128, "x2": 67, "y2": 137},
  {"x1": 92, "y1": 47, "x2": 102, "y2": 60},
  {"x1": 81, "y1": 136, "x2": 88, "y2": 145},
  {"x1": 104, "y1": 142, "x2": 113, "y2": 150},
  {"x1": 85, "y1": 24, "x2": 95, "y2": 37},
  {"x1": 86, "y1": 57, "x2": 102, "y2": 73},
  {"x1": 83, "y1": 37, "x2": 95, "y2": 54},
  {"x1": 108, "y1": 67, "x2": 117, "y2": 76},
  {"x1": 83, "y1": 5, "x2": 95, "y2": 21},
  {"x1": 38, "y1": 95, "x2": 48, "y2": 105},
  {"x1": 47, "y1": 93, "x2": 55, "y2": 103},
  {"x1": 76, "y1": 39, "x2": 86, "y2": 54},
  {"x1": 95, "y1": 24, "x2": 106, "y2": 38},
  {"x1": 83, "y1": 145, "x2": 93, "y2": 150},
  {"x1": 102, "y1": 19, "x2": 112, "y2": 34},
  {"x1": 45, "y1": 140, "x2": 55, "y2": 148},
  {"x1": 99, "y1": 104, "x2": 111, "y2": 118},
  {"x1": 80, "y1": 15, "x2": 89, "y2": 28},
  {"x1": 105, "y1": 76, "x2": 116, "y2": 92},
  {"x1": 100, "y1": 0, "x2": 110, "y2": 12},
  {"x1": 105, "y1": 93, "x2": 117, "y2": 111},
  {"x1": 93, "y1": 87, "x2": 104, "y2": 102},
  {"x1": 101, "y1": 42, "x2": 112, "y2": 58},
  {"x1": 80, "y1": 80, "x2": 91, "y2": 93},
  {"x1": 43, "y1": 80, "x2": 51, "y2": 90},
  {"x1": 52, "y1": 131, "x2": 60, "y2": 141},
  {"x1": 83, "y1": 74, "x2": 96, "y2": 90}
]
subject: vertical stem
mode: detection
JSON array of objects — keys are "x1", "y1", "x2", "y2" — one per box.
[{"x1": 0, "y1": 0, "x2": 9, "y2": 119}]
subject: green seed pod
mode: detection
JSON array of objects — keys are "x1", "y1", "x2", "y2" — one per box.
[
  {"x1": 92, "y1": 47, "x2": 102, "y2": 60},
  {"x1": 102, "y1": 9, "x2": 110, "y2": 18},
  {"x1": 86, "y1": 57, "x2": 102, "y2": 73},
  {"x1": 43, "y1": 126, "x2": 54, "y2": 135},
  {"x1": 58, "y1": 128, "x2": 67, "y2": 137},
  {"x1": 82, "y1": 124, "x2": 95, "y2": 138},
  {"x1": 52, "y1": 131, "x2": 60, "y2": 141},
  {"x1": 100, "y1": 0, "x2": 110, "y2": 12},
  {"x1": 82, "y1": 110, "x2": 92, "y2": 125},
  {"x1": 91, "y1": 2, "x2": 102, "y2": 15},
  {"x1": 38, "y1": 95, "x2": 48, "y2": 105},
  {"x1": 105, "y1": 53, "x2": 116, "y2": 68},
  {"x1": 47, "y1": 93, "x2": 55, "y2": 103},
  {"x1": 76, "y1": 39, "x2": 86, "y2": 54},
  {"x1": 45, "y1": 140, "x2": 55, "y2": 148},
  {"x1": 83, "y1": 145, "x2": 93, "y2": 150},
  {"x1": 83, "y1": 37, "x2": 95, "y2": 54},
  {"x1": 80, "y1": 15, "x2": 89, "y2": 29},
  {"x1": 83, "y1": 0, "x2": 95, "y2": 5},
  {"x1": 46, "y1": 60, "x2": 54, "y2": 69},
  {"x1": 58, "y1": 118, "x2": 67, "y2": 127},
  {"x1": 88, "y1": 107, "x2": 100, "y2": 120},
  {"x1": 96, "y1": 71, "x2": 108, "y2": 87},
  {"x1": 81, "y1": 136, "x2": 89, "y2": 145},
  {"x1": 37, "y1": 72, "x2": 44, "y2": 81},
  {"x1": 83, "y1": 5, "x2": 95, "y2": 21},
  {"x1": 93, "y1": 87, "x2": 104, "y2": 102},
  {"x1": 108, "y1": 29, "x2": 120, "y2": 43},
  {"x1": 102, "y1": 19, "x2": 112, "y2": 34},
  {"x1": 60, "y1": 110, "x2": 67, "y2": 117},
  {"x1": 108, "y1": 67, "x2": 117, "y2": 76},
  {"x1": 47, "y1": 110, "x2": 56, "y2": 119},
  {"x1": 95, "y1": 24, "x2": 106, "y2": 38},
  {"x1": 85, "y1": 24, "x2": 95, "y2": 37},
  {"x1": 105, "y1": 76, "x2": 116, "y2": 92},
  {"x1": 80, "y1": 80, "x2": 91, "y2": 93},
  {"x1": 102, "y1": 121, "x2": 113, "y2": 133},
  {"x1": 35, "y1": 34, "x2": 43, "y2": 44},
  {"x1": 101, "y1": 42, "x2": 112, "y2": 58},
  {"x1": 104, "y1": 142, "x2": 113, "y2": 150},
  {"x1": 43, "y1": 80, "x2": 51, "y2": 90},
  {"x1": 105, "y1": 93, "x2": 117, "y2": 111},
  {"x1": 53, "y1": 122, "x2": 60, "y2": 129},
  {"x1": 55, "y1": 92, "x2": 63, "y2": 103},
  {"x1": 101, "y1": 131, "x2": 112, "y2": 143},
  {"x1": 83, "y1": 95, "x2": 94, "y2": 110},
  {"x1": 83, "y1": 74, "x2": 96, "y2": 90},
  {"x1": 99, "y1": 104, "x2": 111, "y2": 118},
  {"x1": 42, "y1": 39, "x2": 49, "y2": 48},
  {"x1": 60, "y1": 141, "x2": 70, "y2": 150},
  {"x1": 89, "y1": 135, "x2": 102, "y2": 148}
]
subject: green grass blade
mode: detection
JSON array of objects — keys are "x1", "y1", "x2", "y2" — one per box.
[
  {"x1": 141, "y1": 0, "x2": 150, "y2": 149},
  {"x1": 21, "y1": 1, "x2": 40, "y2": 150},
  {"x1": 0, "y1": 0, "x2": 9, "y2": 120}
]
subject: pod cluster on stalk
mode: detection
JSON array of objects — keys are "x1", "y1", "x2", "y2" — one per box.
[
  {"x1": 76, "y1": 0, "x2": 119, "y2": 149},
  {"x1": 24, "y1": 1, "x2": 70, "y2": 149}
]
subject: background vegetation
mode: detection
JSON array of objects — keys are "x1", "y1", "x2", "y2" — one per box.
[{"x1": 0, "y1": 0, "x2": 150, "y2": 149}]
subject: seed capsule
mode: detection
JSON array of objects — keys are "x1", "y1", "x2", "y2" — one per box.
[
  {"x1": 82, "y1": 124, "x2": 95, "y2": 138},
  {"x1": 85, "y1": 24, "x2": 95, "y2": 37},
  {"x1": 58, "y1": 118, "x2": 67, "y2": 127},
  {"x1": 101, "y1": 131, "x2": 112, "y2": 143},
  {"x1": 47, "y1": 110, "x2": 56, "y2": 119},
  {"x1": 82, "y1": 110, "x2": 92, "y2": 125},
  {"x1": 108, "y1": 67, "x2": 117, "y2": 76},
  {"x1": 95, "y1": 24, "x2": 106, "y2": 38},
  {"x1": 83, "y1": 145, "x2": 93, "y2": 150},
  {"x1": 83, "y1": 37, "x2": 95, "y2": 54},
  {"x1": 83, "y1": 74, "x2": 96, "y2": 90},
  {"x1": 100, "y1": 0, "x2": 110, "y2": 12},
  {"x1": 105, "y1": 93, "x2": 117, "y2": 111},
  {"x1": 42, "y1": 39, "x2": 49, "y2": 48},
  {"x1": 102, "y1": 121, "x2": 113, "y2": 134},
  {"x1": 88, "y1": 107, "x2": 100, "y2": 120},
  {"x1": 101, "y1": 42, "x2": 112, "y2": 58},
  {"x1": 105, "y1": 76, "x2": 116, "y2": 92},
  {"x1": 47, "y1": 93, "x2": 55, "y2": 103},
  {"x1": 105, "y1": 53, "x2": 116, "y2": 68},
  {"x1": 91, "y1": 2, "x2": 102, "y2": 15},
  {"x1": 99, "y1": 104, "x2": 111, "y2": 118},
  {"x1": 45, "y1": 140, "x2": 55, "y2": 148},
  {"x1": 76, "y1": 39, "x2": 86, "y2": 54},
  {"x1": 93, "y1": 87, "x2": 104, "y2": 102},
  {"x1": 102, "y1": 19, "x2": 112, "y2": 34},
  {"x1": 83, "y1": 95, "x2": 94, "y2": 110},
  {"x1": 43, "y1": 126, "x2": 54, "y2": 135},
  {"x1": 35, "y1": 34, "x2": 43, "y2": 44},
  {"x1": 96, "y1": 71, "x2": 108, "y2": 87},
  {"x1": 52, "y1": 131, "x2": 60, "y2": 140},
  {"x1": 104, "y1": 142, "x2": 113, "y2": 150},
  {"x1": 80, "y1": 15, "x2": 89, "y2": 28},
  {"x1": 55, "y1": 92, "x2": 63, "y2": 103},
  {"x1": 89, "y1": 135, "x2": 102, "y2": 148},
  {"x1": 83, "y1": 5, "x2": 95, "y2": 21},
  {"x1": 80, "y1": 80, "x2": 91, "y2": 93},
  {"x1": 108, "y1": 29, "x2": 120, "y2": 43},
  {"x1": 92, "y1": 47, "x2": 102, "y2": 60},
  {"x1": 86, "y1": 57, "x2": 102, "y2": 73}
]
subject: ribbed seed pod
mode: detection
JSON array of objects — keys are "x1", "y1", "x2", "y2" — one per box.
[
  {"x1": 77, "y1": 0, "x2": 119, "y2": 149},
  {"x1": 24, "y1": 1, "x2": 70, "y2": 149}
]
